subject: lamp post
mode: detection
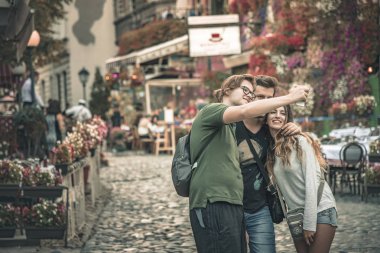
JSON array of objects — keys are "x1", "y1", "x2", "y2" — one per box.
[
  {"x1": 78, "y1": 67, "x2": 89, "y2": 101},
  {"x1": 27, "y1": 30, "x2": 40, "y2": 105}
]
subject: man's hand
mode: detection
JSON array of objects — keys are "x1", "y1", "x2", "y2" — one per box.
[
  {"x1": 280, "y1": 122, "x2": 301, "y2": 136},
  {"x1": 303, "y1": 230, "x2": 315, "y2": 245}
]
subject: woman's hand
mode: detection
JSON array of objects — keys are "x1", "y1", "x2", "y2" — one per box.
[
  {"x1": 280, "y1": 122, "x2": 301, "y2": 136},
  {"x1": 303, "y1": 230, "x2": 315, "y2": 246}
]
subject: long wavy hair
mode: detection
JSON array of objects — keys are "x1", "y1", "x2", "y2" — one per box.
[
  {"x1": 266, "y1": 106, "x2": 327, "y2": 181},
  {"x1": 214, "y1": 74, "x2": 256, "y2": 102}
]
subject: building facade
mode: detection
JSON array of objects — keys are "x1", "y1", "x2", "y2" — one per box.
[{"x1": 37, "y1": 0, "x2": 117, "y2": 109}]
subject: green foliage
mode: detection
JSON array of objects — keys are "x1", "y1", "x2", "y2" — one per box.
[
  {"x1": 0, "y1": 204, "x2": 17, "y2": 227},
  {"x1": 0, "y1": 0, "x2": 73, "y2": 64},
  {"x1": 23, "y1": 200, "x2": 65, "y2": 227},
  {"x1": 118, "y1": 19, "x2": 187, "y2": 55},
  {"x1": 89, "y1": 67, "x2": 110, "y2": 119},
  {"x1": 202, "y1": 71, "x2": 230, "y2": 100},
  {"x1": 0, "y1": 160, "x2": 23, "y2": 184},
  {"x1": 13, "y1": 107, "x2": 46, "y2": 138}
]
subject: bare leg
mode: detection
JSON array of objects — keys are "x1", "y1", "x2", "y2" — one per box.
[
  {"x1": 294, "y1": 239, "x2": 308, "y2": 253},
  {"x1": 309, "y1": 224, "x2": 336, "y2": 253}
]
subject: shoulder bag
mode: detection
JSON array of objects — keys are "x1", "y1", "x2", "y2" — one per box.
[{"x1": 276, "y1": 171, "x2": 325, "y2": 240}]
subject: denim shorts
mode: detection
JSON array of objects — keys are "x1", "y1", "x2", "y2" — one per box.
[{"x1": 317, "y1": 207, "x2": 338, "y2": 227}]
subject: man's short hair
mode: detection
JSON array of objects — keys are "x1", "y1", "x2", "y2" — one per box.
[
  {"x1": 255, "y1": 75, "x2": 279, "y2": 96},
  {"x1": 255, "y1": 75, "x2": 278, "y2": 89},
  {"x1": 214, "y1": 74, "x2": 256, "y2": 102}
]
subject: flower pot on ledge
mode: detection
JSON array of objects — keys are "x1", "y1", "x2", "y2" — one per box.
[
  {"x1": 0, "y1": 227, "x2": 16, "y2": 238},
  {"x1": 25, "y1": 226, "x2": 65, "y2": 239}
]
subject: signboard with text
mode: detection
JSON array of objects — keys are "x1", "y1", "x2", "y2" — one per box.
[{"x1": 188, "y1": 15, "x2": 241, "y2": 57}]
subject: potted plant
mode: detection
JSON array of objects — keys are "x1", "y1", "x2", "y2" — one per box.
[
  {"x1": 22, "y1": 165, "x2": 64, "y2": 199},
  {"x1": 353, "y1": 95, "x2": 377, "y2": 117},
  {"x1": 363, "y1": 165, "x2": 380, "y2": 201},
  {"x1": 77, "y1": 122, "x2": 100, "y2": 157},
  {"x1": 0, "y1": 160, "x2": 23, "y2": 197},
  {"x1": 0, "y1": 204, "x2": 17, "y2": 238},
  {"x1": 52, "y1": 142, "x2": 74, "y2": 175},
  {"x1": 369, "y1": 138, "x2": 380, "y2": 163},
  {"x1": 65, "y1": 130, "x2": 88, "y2": 160},
  {"x1": 23, "y1": 200, "x2": 66, "y2": 239}
]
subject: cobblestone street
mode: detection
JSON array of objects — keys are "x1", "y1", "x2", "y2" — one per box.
[{"x1": 81, "y1": 154, "x2": 380, "y2": 253}]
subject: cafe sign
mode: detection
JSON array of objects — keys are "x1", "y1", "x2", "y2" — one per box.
[{"x1": 188, "y1": 14, "x2": 241, "y2": 57}]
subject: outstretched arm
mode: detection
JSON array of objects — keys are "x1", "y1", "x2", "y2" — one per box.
[{"x1": 223, "y1": 86, "x2": 308, "y2": 124}]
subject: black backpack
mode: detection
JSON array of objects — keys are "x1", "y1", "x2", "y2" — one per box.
[{"x1": 171, "y1": 133, "x2": 194, "y2": 197}]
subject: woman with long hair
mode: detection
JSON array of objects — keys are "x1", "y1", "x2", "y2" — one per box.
[{"x1": 266, "y1": 105, "x2": 337, "y2": 253}]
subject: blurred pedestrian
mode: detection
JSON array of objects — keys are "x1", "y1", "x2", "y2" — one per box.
[
  {"x1": 65, "y1": 99, "x2": 92, "y2": 123},
  {"x1": 266, "y1": 105, "x2": 337, "y2": 253},
  {"x1": 21, "y1": 71, "x2": 44, "y2": 109},
  {"x1": 111, "y1": 107, "x2": 123, "y2": 127},
  {"x1": 45, "y1": 99, "x2": 65, "y2": 152}
]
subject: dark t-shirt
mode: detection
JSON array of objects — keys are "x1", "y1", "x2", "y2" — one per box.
[{"x1": 236, "y1": 121, "x2": 270, "y2": 213}]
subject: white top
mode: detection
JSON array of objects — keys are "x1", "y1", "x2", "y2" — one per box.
[
  {"x1": 21, "y1": 78, "x2": 44, "y2": 107},
  {"x1": 273, "y1": 136, "x2": 337, "y2": 232},
  {"x1": 65, "y1": 105, "x2": 92, "y2": 122}
]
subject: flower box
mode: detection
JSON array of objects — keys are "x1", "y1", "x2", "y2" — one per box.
[
  {"x1": 369, "y1": 154, "x2": 380, "y2": 163},
  {"x1": 22, "y1": 186, "x2": 64, "y2": 199},
  {"x1": 25, "y1": 226, "x2": 65, "y2": 239},
  {"x1": 0, "y1": 184, "x2": 20, "y2": 197},
  {"x1": 0, "y1": 227, "x2": 16, "y2": 238}
]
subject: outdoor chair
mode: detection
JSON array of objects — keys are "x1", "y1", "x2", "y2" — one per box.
[
  {"x1": 339, "y1": 141, "x2": 367, "y2": 195},
  {"x1": 131, "y1": 126, "x2": 154, "y2": 152},
  {"x1": 154, "y1": 124, "x2": 175, "y2": 155}
]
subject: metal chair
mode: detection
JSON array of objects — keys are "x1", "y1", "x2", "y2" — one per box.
[{"x1": 339, "y1": 142, "x2": 367, "y2": 195}]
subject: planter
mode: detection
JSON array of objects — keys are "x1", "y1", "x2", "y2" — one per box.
[
  {"x1": 0, "y1": 227, "x2": 16, "y2": 238},
  {"x1": 25, "y1": 226, "x2": 65, "y2": 239},
  {"x1": 22, "y1": 186, "x2": 64, "y2": 199},
  {"x1": 369, "y1": 154, "x2": 380, "y2": 163},
  {"x1": 55, "y1": 164, "x2": 70, "y2": 175},
  {"x1": 0, "y1": 184, "x2": 20, "y2": 197}
]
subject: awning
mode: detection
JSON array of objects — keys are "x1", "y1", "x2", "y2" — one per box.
[
  {"x1": 145, "y1": 78, "x2": 201, "y2": 114},
  {"x1": 106, "y1": 35, "x2": 189, "y2": 70},
  {"x1": 222, "y1": 49, "x2": 253, "y2": 69}
]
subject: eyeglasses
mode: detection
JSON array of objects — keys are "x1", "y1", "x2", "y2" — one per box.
[{"x1": 240, "y1": 86, "x2": 255, "y2": 100}]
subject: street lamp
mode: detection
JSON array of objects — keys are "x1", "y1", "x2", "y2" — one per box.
[
  {"x1": 27, "y1": 30, "x2": 40, "y2": 105},
  {"x1": 78, "y1": 67, "x2": 89, "y2": 100}
]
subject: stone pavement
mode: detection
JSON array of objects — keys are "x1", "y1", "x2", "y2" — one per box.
[
  {"x1": 1, "y1": 154, "x2": 379, "y2": 253},
  {"x1": 81, "y1": 154, "x2": 380, "y2": 253}
]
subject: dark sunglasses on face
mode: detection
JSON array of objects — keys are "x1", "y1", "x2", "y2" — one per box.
[{"x1": 240, "y1": 86, "x2": 255, "y2": 99}]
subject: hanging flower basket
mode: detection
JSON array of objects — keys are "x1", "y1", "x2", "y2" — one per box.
[
  {"x1": 25, "y1": 226, "x2": 65, "y2": 239},
  {"x1": 0, "y1": 227, "x2": 16, "y2": 238}
]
